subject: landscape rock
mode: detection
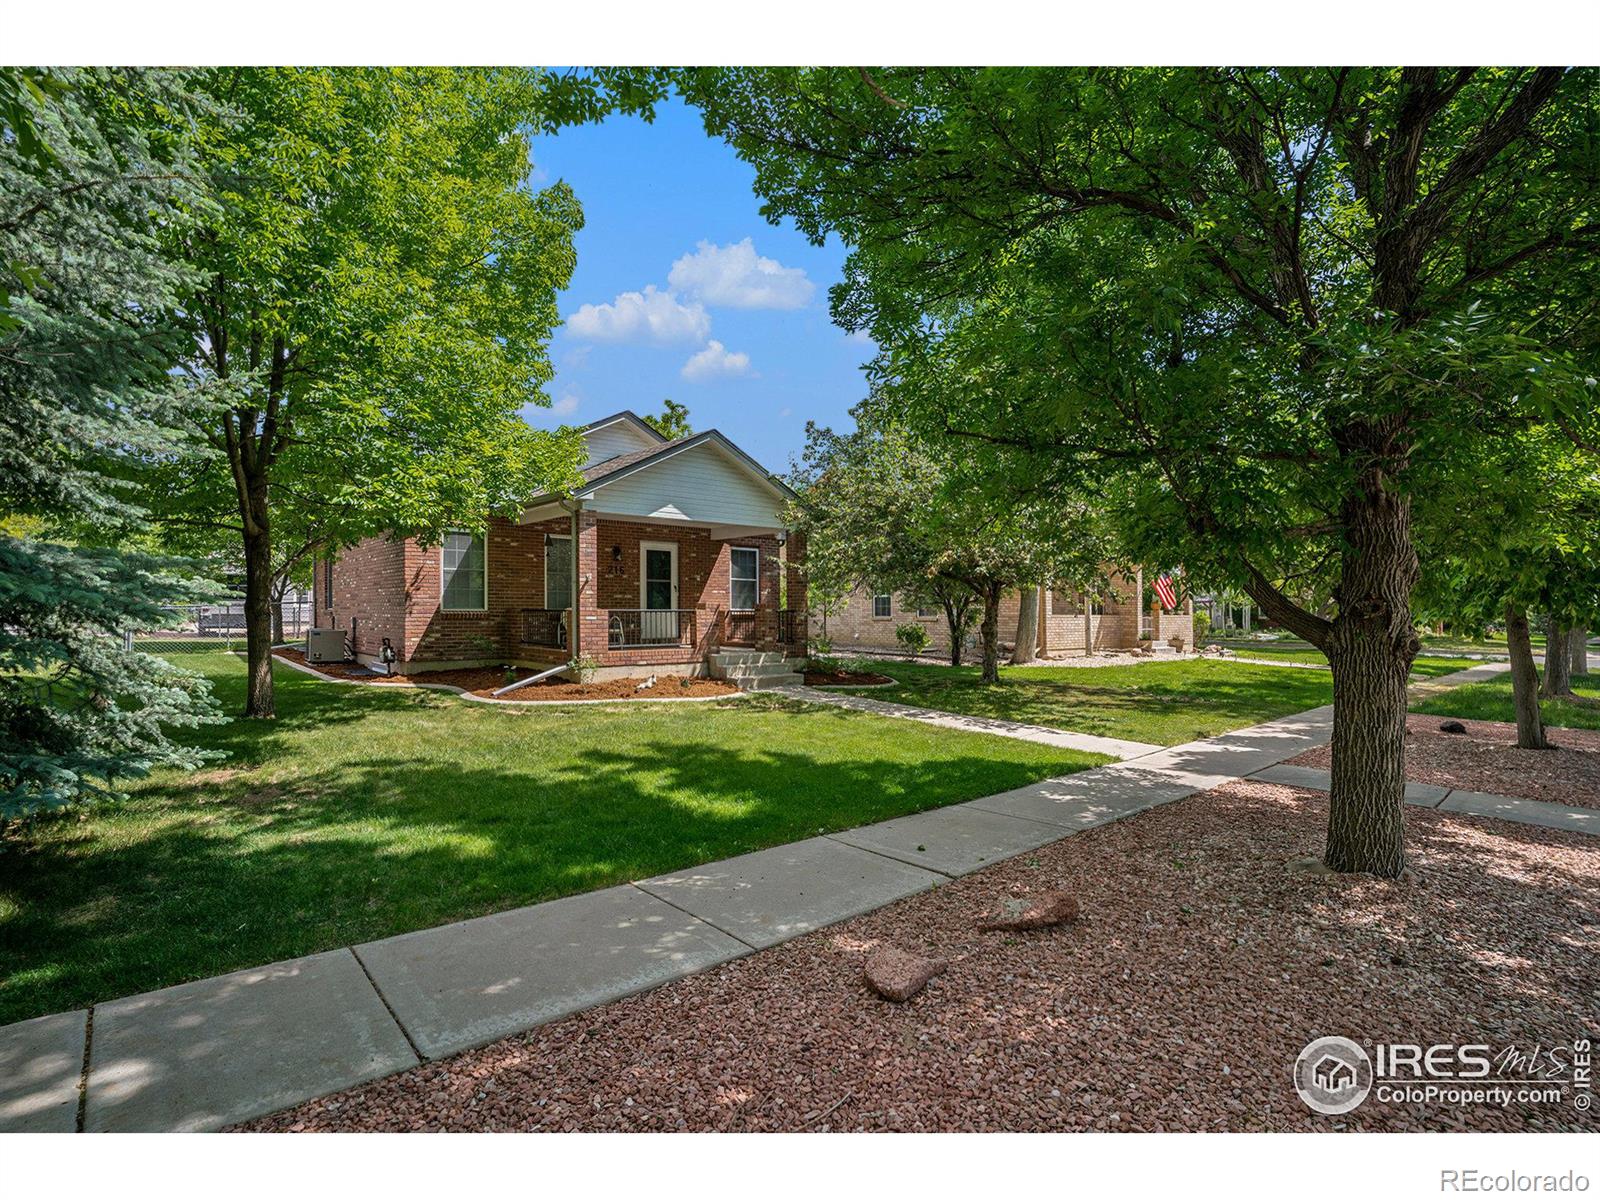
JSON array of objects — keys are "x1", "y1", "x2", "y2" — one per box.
[
  {"x1": 863, "y1": 945, "x2": 946, "y2": 1002},
  {"x1": 1286, "y1": 855, "x2": 1334, "y2": 875},
  {"x1": 1439, "y1": 720, "x2": 1468, "y2": 734},
  {"x1": 978, "y1": 889, "x2": 1081, "y2": 931}
]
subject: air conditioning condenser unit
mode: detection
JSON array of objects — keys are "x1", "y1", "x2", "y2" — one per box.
[{"x1": 305, "y1": 627, "x2": 348, "y2": 664}]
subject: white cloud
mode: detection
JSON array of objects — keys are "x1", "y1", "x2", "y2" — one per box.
[
  {"x1": 668, "y1": 239, "x2": 814, "y2": 310},
  {"x1": 550, "y1": 392, "x2": 580, "y2": 416},
  {"x1": 567, "y1": 285, "x2": 710, "y2": 345},
  {"x1": 778, "y1": 406, "x2": 792, "y2": 418},
  {"x1": 681, "y1": 340, "x2": 752, "y2": 383},
  {"x1": 843, "y1": 328, "x2": 875, "y2": 345}
]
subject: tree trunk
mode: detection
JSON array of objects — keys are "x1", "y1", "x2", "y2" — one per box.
[
  {"x1": 270, "y1": 574, "x2": 287, "y2": 646},
  {"x1": 1572, "y1": 626, "x2": 1589, "y2": 677},
  {"x1": 1011, "y1": 586, "x2": 1039, "y2": 665},
  {"x1": 1319, "y1": 482, "x2": 1419, "y2": 878},
  {"x1": 978, "y1": 581, "x2": 1003, "y2": 684},
  {"x1": 942, "y1": 597, "x2": 964, "y2": 666},
  {"x1": 1540, "y1": 618, "x2": 1572, "y2": 698},
  {"x1": 1505, "y1": 603, "x2": 1548, "y2": 749},
  {"x1": 241, "y1": 487, "x2": 276, "y2": 720}
]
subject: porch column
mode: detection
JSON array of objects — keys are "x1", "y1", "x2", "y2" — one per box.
[{"x1": 568, "y1": 505, "x2": 599, "y2": 660}]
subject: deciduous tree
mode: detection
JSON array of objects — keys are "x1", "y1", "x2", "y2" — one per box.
[{"x1": 669, "y1": 66, "x2": 1599, "y2": 877}]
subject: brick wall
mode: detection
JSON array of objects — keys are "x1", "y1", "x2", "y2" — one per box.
[
  {"x1": 313, "y1": 536, "x2": 405, "y2": 660},
  {"x1": 318, "y1": 514, "x2": 797, "y2": 671},
  {"x1": 824, "y1": 587, "x2": 1020, "y2": 656},
  {"x1": 823, "y1": 570, "x2": 1169, "y2": 658}
]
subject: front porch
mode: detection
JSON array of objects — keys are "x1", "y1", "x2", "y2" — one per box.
[{"x1": 511, "y1": 509, "x2": 809, "y2": 673}]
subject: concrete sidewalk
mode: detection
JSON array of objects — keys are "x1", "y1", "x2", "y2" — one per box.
[{"x1": 0, "y1": 658, "x2": 1552, "y2": 1134}]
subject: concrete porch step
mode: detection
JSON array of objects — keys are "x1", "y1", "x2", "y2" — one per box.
[{"x1": 710, "y1": 650, "x2": 790, "y2": 667}]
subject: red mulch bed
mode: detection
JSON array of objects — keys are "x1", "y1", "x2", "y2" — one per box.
[
  {"x1": 804, "y1": 668, "x2": 895, "y2": 686},
  {"x1": 1290, "y1": 713, "x2": 1600, "y2": 809},
  {"x1": 479, "y1": 676, "x2": 738, "y2": 702},
  {"x1": 242, "y1": 781, "x2": 1597, "y2": 1133},
  {"x1": 274, "y1": 648, "x2": 739, "y2": 701}
]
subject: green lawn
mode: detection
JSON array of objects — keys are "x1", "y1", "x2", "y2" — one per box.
[
  {"x1": 1412, "y1": 675, "x2": 1600, "y2": 730},
  {"x1": 0, "y1": 654, "x2": 1105, "y2": 1027},
  {"x1": 838, "y1": 656, "x2": 1480, "y2": 745},
  {"x1": 1215, "y1": 644, "x2": 1481, "y2": 674}
]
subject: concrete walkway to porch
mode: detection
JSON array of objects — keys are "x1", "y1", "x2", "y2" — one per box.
[
  {"x1": 774, "y1": 683, "x2": 1164, "y2": 760},
  {"x1": 4, "y1": 659, "x2": 1582, "y2": 1135}
]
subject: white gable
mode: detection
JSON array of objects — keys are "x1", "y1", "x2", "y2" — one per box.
[
  {"x1": 583, "y1": 440, "x2": 787, "y2": 528},
  {"x1": 582, "y1": 417, "x2": 661, "y2": 469}
]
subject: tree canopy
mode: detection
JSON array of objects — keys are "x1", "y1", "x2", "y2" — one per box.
[
  {"x1": 156, "y1": 68, "x2": 592, "y2": 717},
  {"x1": 660, "y1": 66, "x2": 1600, "y2": 875},
  {"x1": 1, "y1": 69, "x2": 224, "y2": 818}
]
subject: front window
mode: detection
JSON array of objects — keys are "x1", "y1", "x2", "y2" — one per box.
[
  {"x1": 872, "y1": 593, "x2": 892, "y2": 618},
  {"x1": 544, "y1": 535, "x2": 571, "y2": 610},
  {"x1": 441, "y1": 531, "x2": 487, "y2": 611},
  {"x1": 730, "y1": 547, "x2": 759, "y2": 611}
]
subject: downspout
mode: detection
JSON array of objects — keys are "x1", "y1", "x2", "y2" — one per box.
[{"x1": 492, "y1": 495, "x2": 583, "y2": 697}]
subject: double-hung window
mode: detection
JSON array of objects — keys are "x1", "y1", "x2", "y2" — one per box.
[
  {"x1": 872, "y1": 593, "x2": 892, "y2": 619},
  {"x1": 730, "y1": 547, "x2": 759, "y2": 611},
  {"x1": 441, "y1": 531, "x2": 487, "y2": 611}
]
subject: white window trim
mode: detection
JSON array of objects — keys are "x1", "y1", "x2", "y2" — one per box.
[
  {"x1": 639, "y1": 540, "x2": 679, "y2": 610},
  {"x1": 440, "y1": 530, "x2": 489, "y2": 612},
  {"x1": 729, "y1": 546, "x2": 760, "y2": 613},
  {"x1": 543, "y1": 534, "x2": 571, "y2": 610},
  {"x1": 872, "y1": 593, "x2": 892, "y2": 619}
]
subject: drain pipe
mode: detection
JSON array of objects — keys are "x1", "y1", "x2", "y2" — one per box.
[{"x1": 491, "y1": 497, "x2": 584, "y2": 697}]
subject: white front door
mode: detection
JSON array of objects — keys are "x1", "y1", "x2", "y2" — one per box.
[{"x1": 639, "y1": 542, "x2": 679, "y2": 642}]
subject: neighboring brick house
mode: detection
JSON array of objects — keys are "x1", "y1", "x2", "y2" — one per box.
[
  {"x1": 315, "y1": 411, "x2": 806, "y2": 677},
  {"x1": 826, "y1": 569, "x2": 1194, "y2": 658}
]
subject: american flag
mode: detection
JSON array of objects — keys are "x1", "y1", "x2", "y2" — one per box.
[{"x1": 1153, "y1": 571, "x2": 1178, "y2": 611}]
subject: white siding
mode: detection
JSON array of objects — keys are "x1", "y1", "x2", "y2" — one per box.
[
  {"x1": 583, "y1": 419, "x2": 660, "y2": 468},
  {"x1": 585, "y1": 441, "x2": 786, "y2": 527}
]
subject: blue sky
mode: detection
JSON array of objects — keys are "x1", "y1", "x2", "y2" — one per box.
[{"x1": 521, "y1": 96, "x2": 871, "y2": 473}]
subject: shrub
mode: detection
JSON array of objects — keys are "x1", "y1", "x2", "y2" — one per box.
[
  {"x1": 895, "y1": 621, "x2": 931, "y2": 657},
  {"x1": 1192, "y1": 609, "x2": 1212, "y2": 644}
]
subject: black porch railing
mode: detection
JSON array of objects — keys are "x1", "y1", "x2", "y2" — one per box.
[
  {"x1": 722, "y1": 608, "x2": 757, "y2": 645},
  {"x1": 776, "y1": 608, "x2": 807, "y2": 646},
  {"x1": 521, "y1": 608, "x2": 568, "y2": 648},
  {"x1": 608, "y1": 608, "x2": 695, "y2": 649}
]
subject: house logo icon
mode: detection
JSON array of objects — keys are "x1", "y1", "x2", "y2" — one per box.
[{"x1": 1294, "y1": 1036, "x2": 1373, "y2": 1115}]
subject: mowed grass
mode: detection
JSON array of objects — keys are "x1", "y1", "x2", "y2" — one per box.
[
  {"x1": 0, "y1": 654, "x2": 1106, "y2": 1026},
  {"x1": 1215, "y1": 644, "x2": 1481, "y2": 674},
  {"x1": 1413, "y1": 675, "x2": 1600, "y2": 731},
  {"x1": 838, "y1": 655, "x2": 1478, "y2": 745}
]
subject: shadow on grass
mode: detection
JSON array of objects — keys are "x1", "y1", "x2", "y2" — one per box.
[{"x1": 0, "y1": 710, "x2": 1093, "y2": 1026}]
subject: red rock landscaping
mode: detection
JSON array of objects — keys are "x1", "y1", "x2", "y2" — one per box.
[
  {"x1": 273, "y1": 648, "x2": 739, "y2": 701},
  {"x1": 1290, "y1": 713, "x2": 1600, "y2": 809},
  {"x1": 243, "y1": 781, "x2": 1598, "y2": 1133}
]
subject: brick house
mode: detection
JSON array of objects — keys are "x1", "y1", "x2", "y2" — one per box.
[
  {"x1": 315, "y1": 411, "x2": 806, "y2": 678},
  {"x1": 825, "y1": 570, "x2": 1194, "y2": 659}
]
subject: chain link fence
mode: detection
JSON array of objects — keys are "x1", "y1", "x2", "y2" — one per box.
[{"x1": 126, "y1": 599, "x2": 313, "y2": 655}]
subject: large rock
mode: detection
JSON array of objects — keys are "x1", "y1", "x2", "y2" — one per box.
[
  {"x1": 978, "y1": 889, "x2": 1081, "y2": 931},
  {"x1": 863, "y1": 945, "x2": 946, "y2": 1002}
]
